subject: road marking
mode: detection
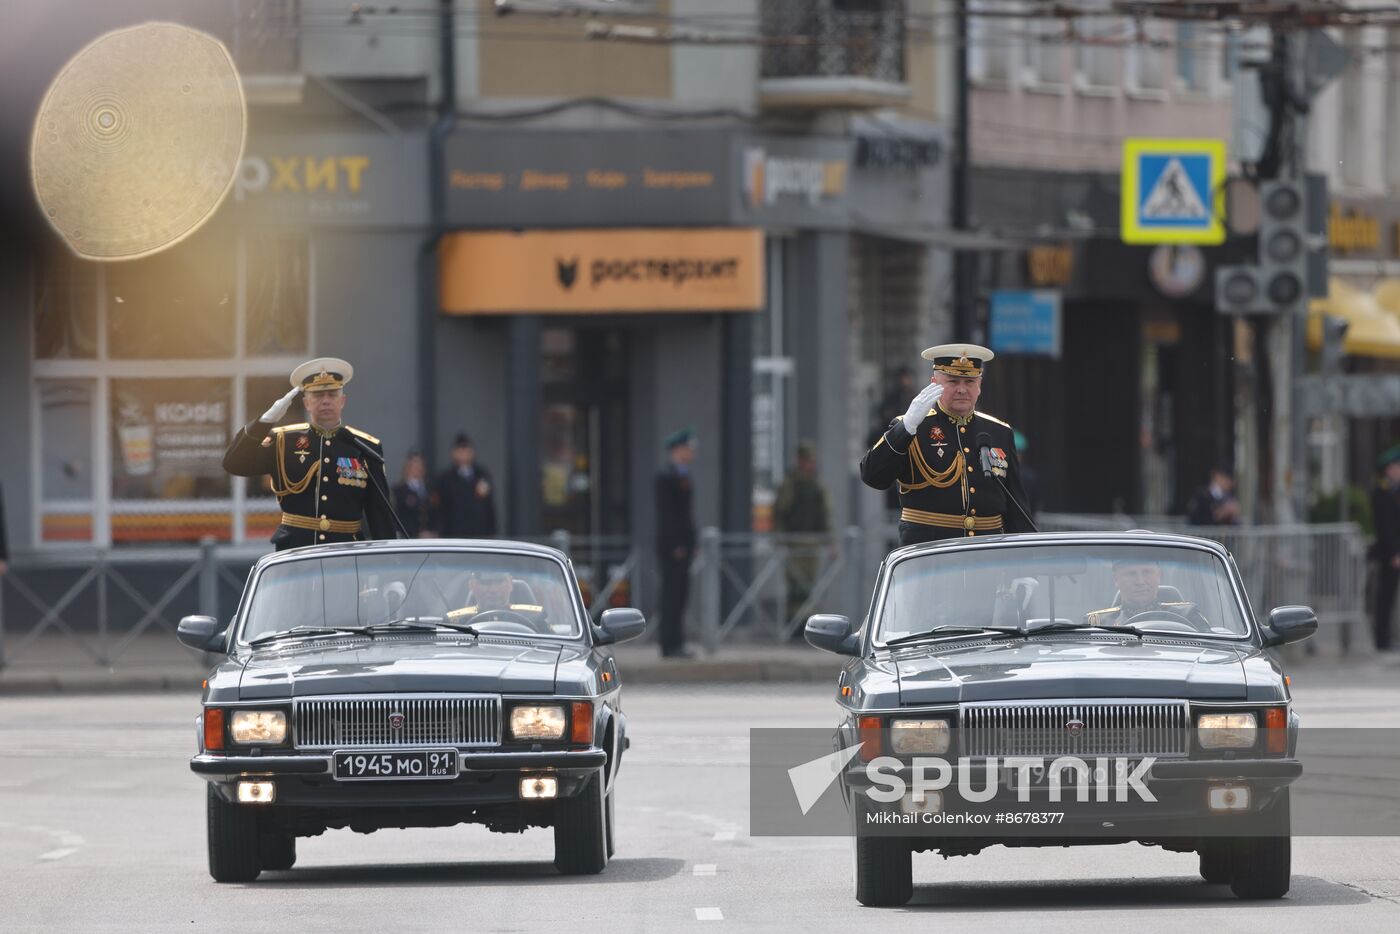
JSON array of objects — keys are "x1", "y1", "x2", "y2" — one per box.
[
  {"x1": 712, "y1": 831, "x2": 736, "y2": 842},
  {"x1": 694, "y1": 907, "x2": 724, "y2": 921},
  {"x1": 38, "y1": 848, "x2": 78, "y2": 861},
  {"x1": 693, "y1": 863, "x2": 717, "y2": 876}
]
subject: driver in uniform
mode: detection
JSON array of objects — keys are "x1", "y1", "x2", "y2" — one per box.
[
  {"x1": 1087, "y1": 559, "x2": 1211, "y2": 629},
  {"x1": 447, "y1": 569, "x2": 547, "y2": 628}
]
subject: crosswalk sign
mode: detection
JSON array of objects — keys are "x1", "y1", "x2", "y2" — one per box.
[{"x1": 1121, "y1": 138, "x2": 1226, "y2": 245}]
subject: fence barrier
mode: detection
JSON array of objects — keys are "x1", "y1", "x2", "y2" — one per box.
[{"x1": 0, "y1": 519, "x2": 1372, "y2": 669}]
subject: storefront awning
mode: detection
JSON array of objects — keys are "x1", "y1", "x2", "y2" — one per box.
[{"x1": 1308, "y1": 278, "x2": 1400, "y2": 359}]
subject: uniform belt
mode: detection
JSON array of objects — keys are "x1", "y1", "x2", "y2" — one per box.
[
  {"x1": 900, "y1": 508, "x2": 1003, "y2": 532},
  {"x1": 280, "y1": 512, "x2": 362, "y2": 534}
]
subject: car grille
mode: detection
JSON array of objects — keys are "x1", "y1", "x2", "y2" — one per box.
[
  {"x1": 293, "y1": 695, "x2": 502, "y2": 749},
  {"x1": 959, "y1": 701, "x2": 1190, "y2": 758}
]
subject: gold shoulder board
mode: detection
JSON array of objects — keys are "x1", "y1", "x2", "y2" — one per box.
[
  {"x1": 347, "y1": 426, "x2": 381, "y2": 445},
  {"x1": 1085, "y1": 607, "x2": 1120, "y2": 625},
  {"x1": 271, "y1": 422, "x2": 310, "y2": 434},
  {"x1": 446, "y1": 606, "x2": 478, "y2": 619},
  {"x1": 976, "y1": 411, "x2": 1012, "y2": 429},
  {"x1": 509, "y1": 604, "x2": 544, "y2": 613}
]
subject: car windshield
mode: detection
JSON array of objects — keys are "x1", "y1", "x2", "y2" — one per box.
[
  {"x1": 875, "y1": 543, "x2": 1250, "y2": 645},
  {"x1": 239, "y1": 551, "x2": 582, "y2": 644}
]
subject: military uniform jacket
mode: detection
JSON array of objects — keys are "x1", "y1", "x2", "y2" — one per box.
[
  {"x1": 860, "y1": 402, "x2": 1034, "y2": 546},
  {"x1": 655, "y1": 464, "x2": 697, "y2": 559},
  {"x1": 223, "y1": 420, "x2": 396, "y2": 550}
]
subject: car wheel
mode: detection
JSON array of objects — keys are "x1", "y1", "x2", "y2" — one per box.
[
  {"x1": 1229, "y1": 790, "x2": 1291, "y2": 899},
  {"x1": 1198, "y1": 842, "x2": 1231, "y2": 884},
  {"x1": 554, "y1": 772, "x2": 609, "y2": 875},
  {"x1": 259, "y1": 829, "x2": 297, "y2": 872},
  {"x1": 854, "y1": 833, "x2": 912, "y2": 907},
  {"x1": 206, "y1": 786, "x2": 261, "y2": 883},
  {"x1": 604, "y1": 781, "x2": 617, "y2": 860}
]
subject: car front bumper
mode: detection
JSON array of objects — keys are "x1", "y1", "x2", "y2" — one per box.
[{"x1": 192, "y1": 748, "x2": 607, "y2": 807}]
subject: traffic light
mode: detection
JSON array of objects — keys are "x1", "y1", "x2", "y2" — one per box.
[
  {"x1": 1258, "y1": 179, "x2": 1308, "y2": 313},
  {"x1": 1214, "y1": 177, "x2": 1314, "y2": 315},
  {"x1": 1215, "y1": 265, "x2": 1264, "y2": 315}
]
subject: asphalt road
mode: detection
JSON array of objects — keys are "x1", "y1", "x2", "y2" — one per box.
[{"x1": 2, "y1": 671, "x2": 1400, "y2": 933}]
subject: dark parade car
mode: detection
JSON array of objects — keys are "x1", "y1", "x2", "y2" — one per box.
[
  {"x1": 177, "y1": 540, "x2": 645, "y2": 882},
  {"x1": 805, "y1": 532, "x2": 1316, "y2": 907}
]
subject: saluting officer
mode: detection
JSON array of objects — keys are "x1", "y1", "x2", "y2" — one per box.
[
  {"x1": 860, "y1": 343, "x2": 1034, "y2": 546},
  {"x1": 224, "y1": 357, "x2": 397, "y2": 550}
]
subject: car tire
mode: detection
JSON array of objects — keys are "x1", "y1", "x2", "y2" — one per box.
[
  {"x1": 1198, "y1": 842, "x2": 1231, "y2": 884},
  {"x1": 206, "y1": 786, "x2": 262, "y2": 883},
  {"x1": 1229, "y1": 791, "x2": 1291, "y2": 899},
  {"x1": 854, "y1": 833, "x2": 912, "y2": 907},
  {"x1": 554, "y1": 773, "x2": 609, "y2": 875},
  {"x1": 604, "y1": 781, "x2": 617, "y2": 860},
  {"x1": 259, "y1": 830, "x2": 297, "y2": 872}
]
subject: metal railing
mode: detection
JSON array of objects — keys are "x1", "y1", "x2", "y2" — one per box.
[
  {"x1": 760, "y1": 0, "x2": 907, "y2": 84},
  {"x1": 1039, "y1": 513, "x2": 1369, "y2": 650},
  {"x1": 0, "y1": 518, "x2": 1371, "y2": 669}
]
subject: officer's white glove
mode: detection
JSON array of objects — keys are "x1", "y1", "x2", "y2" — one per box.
[
  {"x1": 901, "y1": 382, "x2": 944, "y2": 434},
  {"x1": 259, "y1": 387, "x2": 302, "y2": 424}
]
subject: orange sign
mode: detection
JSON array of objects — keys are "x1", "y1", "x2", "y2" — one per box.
[{"x1": 439, "y1": 228, "x2": 764, "y2": 314}]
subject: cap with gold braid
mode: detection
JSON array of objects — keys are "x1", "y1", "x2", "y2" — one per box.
[
  {"x1": 290, "y1": 357, "x2": 354, "y2": 392},
  {"x1": 920, "y1": 343, "x2": 994, "y2": 377}
]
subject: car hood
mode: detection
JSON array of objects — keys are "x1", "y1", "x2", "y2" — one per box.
[
  {"x1": 237, "y1": 638, "x2": 562, "y2": 699},
  {"x1": 892, "y1": 635, "x2": 1250, "y2": 705}
]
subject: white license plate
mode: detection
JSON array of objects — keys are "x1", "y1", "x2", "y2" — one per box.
[{"x1": 333, "y1": 749, "x2": 458, "y2": 781}]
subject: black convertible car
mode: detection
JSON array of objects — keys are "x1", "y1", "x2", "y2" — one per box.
[
  {"x1": 805, "y1": 532, "x2": 1316, "y2": 907},
  {"x1": 178, "y1": 540, "x2": 645, "y2": 882}
]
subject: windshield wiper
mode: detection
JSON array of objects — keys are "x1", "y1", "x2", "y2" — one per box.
[
  {"x1": 883, "y1": 625, "x2": 1023, "y2": 648},
  {"x1": 373, "y1": 618, "x2": 480, "y2": 637},
  {"x1": 1024, "y1": 620, "x2": 1147, "y2": 638},
  {"x1": 248, "y1": 625, "x2": 376, "y2": 647}
]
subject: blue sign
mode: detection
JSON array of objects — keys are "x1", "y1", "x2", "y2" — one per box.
[
  {"x1": 1120, "y1": 138, "x2": 1226, "y2": 245},
  {"x1": 989, "y1": 290, "x2": 1061, "y2": 357}
]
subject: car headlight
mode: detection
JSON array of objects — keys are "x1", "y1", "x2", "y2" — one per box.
[
  {"x1": 509, "y1": 705, "x2": 567, "y2": 741},
  {"x1": 1197, "y1": 712, "x2": 1257, "y2": 749},
  {"x1": 890, "y1": 718, "x2": 951, "y2": 754},
  {"x1": 229, "y1": 710, "x2": 287, "y2": 745}
]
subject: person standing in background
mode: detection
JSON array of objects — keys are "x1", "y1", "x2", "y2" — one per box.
[
  {"x1": 775, "y1": 440, "x2": 831, "y2": 632},
  {"x1": 1371, "y1": 447, "x2": 1400, "y2": 652},
  {"x1": 655, "y1": 428, "x2": 698, "y2": 659},
  {"x1": 393, "y1": 450, "x2": 432, "y2": 538},
  {"x1": 432, "y1": 433, "x2": 498, "y2": 539}
]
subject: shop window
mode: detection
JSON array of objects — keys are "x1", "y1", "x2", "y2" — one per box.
[
  {"x1": 38, "y1": 379, "x2": 94, "y2": 543},
  {"x1": 105, "y1": 227, "x2": 235, "y2": 359},
  {"x1": 34, "y1": 249, "x2": 97, "y2": 359},
  {"x1": 110, "y1": 378, "x2": 232, "y2": 543},
  {"x1": 246, "y1": 234, "x2": 310, "y2": 356}
]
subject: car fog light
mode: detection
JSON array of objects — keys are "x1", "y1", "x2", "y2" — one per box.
[
  {"x1": 520, "y1": 776, "x2": 558, "y2": 799},
  {"x1": 237, "y1": 781, "x2": 275, "y2": 805},
  {"x1": 1208, "y1": 784, "x2": 1250, "y2": 811},
  {"x1": 901, "y1": 790, "x2": 943, "y2": 816}
]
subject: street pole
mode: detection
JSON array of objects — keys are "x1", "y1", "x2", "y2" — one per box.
[{"x1": 951, "y1": 0, "x2": 974, "y2": 340}]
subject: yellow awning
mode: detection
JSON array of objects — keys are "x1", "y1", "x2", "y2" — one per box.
[{"x1": 1307, "y1": 278, "x2": 1400, "y2": 359}]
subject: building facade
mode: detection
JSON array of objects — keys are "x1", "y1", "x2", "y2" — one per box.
[{"x1": 0, "y1": 0, "x2": 952, "y2": 564}]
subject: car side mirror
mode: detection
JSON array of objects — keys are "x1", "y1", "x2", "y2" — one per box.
[
  {"x1": 597, "y1": 608, "x2": 647, "y2": 645},
  {"x1": 1263, "y1": 606, "x2": 1317, "y2": 647},
  {"x1": 177, "y1": 615, "x2": 226, "y2": 652},
  {"x1": 805, "y1": 614, "x2": 860, "y2": 656}
]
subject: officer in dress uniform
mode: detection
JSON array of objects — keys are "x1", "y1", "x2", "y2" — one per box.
[
  {"x1": 223, "y1": 358, "x2": 397, "y2": 550},
  {"x1": 1086, "y1": 558, "x2": 1213, "y2": 630},
  {"x1": 860, "y1": 343, "x2": 1034, "y2": 547}
]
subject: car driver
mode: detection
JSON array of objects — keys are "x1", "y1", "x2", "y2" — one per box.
[{"x1": 1087, "y1": 559, "x2": 1211, "y2": 629}]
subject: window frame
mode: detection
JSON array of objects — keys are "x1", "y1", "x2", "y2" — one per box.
[{"x1": 29, "y1": 233, "x2": 316, "y2": 548}]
